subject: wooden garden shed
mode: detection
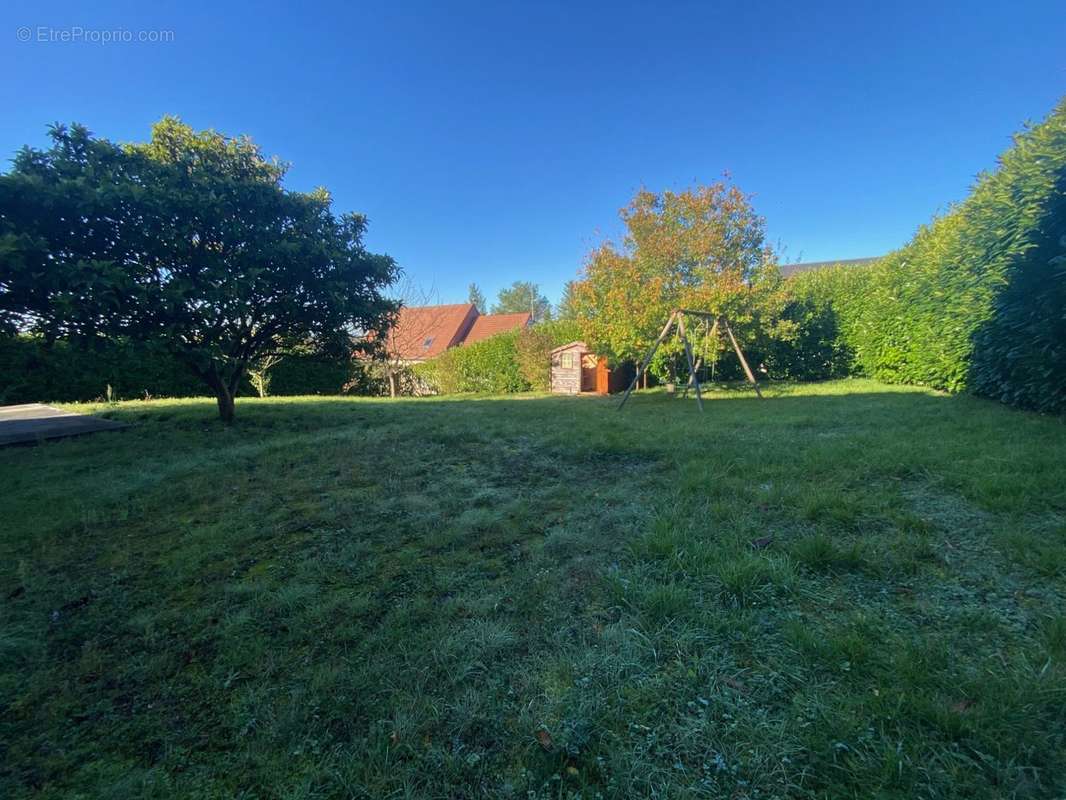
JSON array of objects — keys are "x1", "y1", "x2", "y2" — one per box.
[{"x1": 549, "y1": 341, "x2": 632, "y2": 395}]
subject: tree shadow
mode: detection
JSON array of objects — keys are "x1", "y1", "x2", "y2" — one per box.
[{"x1": 53, "y1": 382, "x2": 992, "y2": 441}]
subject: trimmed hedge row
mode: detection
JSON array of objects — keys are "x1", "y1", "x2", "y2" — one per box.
[
  {"x1": 414, "y1": 320, "x2": 583, "y2": 394},
  {"x1": 414, "y1": 330, "x2": 526, "y2": 394},
  {"x1": 776, "y1": 99, "x2": 1066, "y2": 413},
  {"x1": 0, "y1": 336, "x2": 368, "y2": 404}
]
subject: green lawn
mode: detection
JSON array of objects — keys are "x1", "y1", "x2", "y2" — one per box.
[{"x1": 2, "y1": 380, "x2": 1065, "y2": 799}]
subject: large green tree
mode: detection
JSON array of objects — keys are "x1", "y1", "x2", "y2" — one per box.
[
  {"x1": 492, "y1": 280, "x2": 552, "y2": 322},
  {"x1": 572, "y1": 182, "x2": 788, "y2": 372},
  {"x1": 0, "y1": 118, "x2": 398, "y2": 421}
]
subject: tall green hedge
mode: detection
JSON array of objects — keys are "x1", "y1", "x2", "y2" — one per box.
[
  {"x1": 0, "y1": 336, "x2": 369, "y2": 403},
  {"x1": 0, "y1": 336, "x2": 200, "y2": 403},
  {"x1": 968, "y1": 121, "x2": 1066, "y2": 411},
  {"x1": 780, "y1": 99, "x2": 1066, "y2": 413}
]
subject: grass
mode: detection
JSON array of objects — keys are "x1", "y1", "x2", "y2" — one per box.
[{"x1": 1, "y1": 378, "x2": 1065, "y2": 799}]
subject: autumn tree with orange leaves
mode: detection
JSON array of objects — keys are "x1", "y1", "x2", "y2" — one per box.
[{"x1": 571, "y1": 182, "x2": 791, "y2": 376}]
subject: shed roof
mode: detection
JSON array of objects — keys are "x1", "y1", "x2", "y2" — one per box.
[{"x1": 550, "y1": 340, "x2": 588, "y2": 354}]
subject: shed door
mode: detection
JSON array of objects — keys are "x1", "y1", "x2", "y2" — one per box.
[
  {"x1": 595, "y1": 359, "x2": 609, "y2": 394},
  {"x1": 580, "y1": 353, "x2": 597, "y2": 392}
]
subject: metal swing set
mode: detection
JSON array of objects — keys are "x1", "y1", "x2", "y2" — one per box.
[{"x1": 617, "y1": 309, "x2": 763, "y2": 412}]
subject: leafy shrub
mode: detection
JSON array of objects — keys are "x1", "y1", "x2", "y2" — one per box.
[
  {"x1": 360, "y1": 360, "x2": 427, "y2": 396},
  {"x1": 768, "y1": 262, "x2": 876, "y2": 381},
  {"x1": 779, "y1": 98, "x2": 1066, "y2": 412},
  {"x1": 415, "y1": 330, "x2": 529, "y2": 394}
]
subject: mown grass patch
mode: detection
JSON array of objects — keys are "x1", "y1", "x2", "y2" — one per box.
[{"x1": 1, "y1": 380, "x2": 1065, "y2": 798}]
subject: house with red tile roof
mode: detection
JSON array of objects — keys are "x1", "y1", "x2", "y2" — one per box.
[
  {"x1": 463, "y1": 312, "x2": 533, "y2": 346},
  {"x1": 385, "y1": 303, "x2": 531, "y2": 363}
]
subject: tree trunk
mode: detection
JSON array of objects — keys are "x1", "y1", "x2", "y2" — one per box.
[
  {"x1": 388, "y1": 371, "x2": 399, "y2": 399},
  {"x1": 186, "y1": 360, "x2": 242, "y2": 423},
  {"x1": 214, "y1": 384, "x2": 236, "y2": 424}
]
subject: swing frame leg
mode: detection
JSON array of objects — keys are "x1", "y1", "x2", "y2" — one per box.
[
  {"x1": 722, "y1": 316, "x2": 763, "y2": 398},
  {"x1": 617, "y1": 311, "x2": 677, "y2": 411},
  {"x1": 677, "y1": 314, "x2": 704, "y2": 412}
]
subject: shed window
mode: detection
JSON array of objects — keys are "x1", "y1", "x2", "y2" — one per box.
[
  {"x1": 560, "y1": 352, "x2": 575, "y2": 369},
  {"x1": 423, "y1": 337, "x2": 434, "y2": 349}
]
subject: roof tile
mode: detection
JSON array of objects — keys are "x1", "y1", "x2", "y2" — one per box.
[
  {"x1": 463, "y1": 312, "x2": 532, "y2": 345},
  {"x1": 387, "y1": 303, "x2": 478, "y2": 360}
]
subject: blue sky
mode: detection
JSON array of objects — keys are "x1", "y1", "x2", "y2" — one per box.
[{"x1": 3, "y1": 1, "x2": 1064, "y2": 307}]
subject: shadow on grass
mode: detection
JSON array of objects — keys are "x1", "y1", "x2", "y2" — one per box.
[
  {"x1": 7, "y1": 380, "x2": 1055, "y2": 465},
  {"x1": 73, "y1": 382, "x2": 1007, "y2": 427}
]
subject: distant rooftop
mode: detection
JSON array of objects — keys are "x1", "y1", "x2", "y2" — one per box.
[
  {"x1": 384, "y1": 303, "x2": 531, "y2": 361},
  {"x1": 463, "y1": 311, "x2": 532, "y2": 345},
  {"x1": 779, "y1": 257, "x2": 881, "y2": 278}
]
